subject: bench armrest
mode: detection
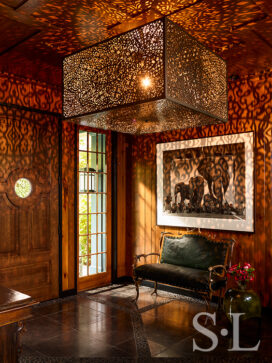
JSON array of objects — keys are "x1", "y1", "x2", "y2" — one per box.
[
  {"x1": 208, "y1": 265, "x2": 227, "y2": 292},
  {"x1": 133, "y1": 253, "x2": 160, "y2": 268},
  {"x1": 208, "y1": 264, "x2": 227, "y2": 278}
]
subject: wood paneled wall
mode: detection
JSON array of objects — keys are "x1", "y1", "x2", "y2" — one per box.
[
  {"x1": 116, "y1": 133, "x2": 134, "y2": 278},
  {"x1": 0, "y1": 72, "x2": 61, "y2": 113},
  {"x1": 126, "y1": 72, "x2": 272, "y2": 307}
]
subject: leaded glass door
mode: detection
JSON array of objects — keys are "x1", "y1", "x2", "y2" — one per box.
[{"x1": 77, "y1": 128, "x2": 111, "y2": 290}]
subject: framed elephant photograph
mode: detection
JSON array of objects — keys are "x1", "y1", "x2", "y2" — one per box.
[{"x1": 156, "y1": 132, "x2": 254, "y2": 232}]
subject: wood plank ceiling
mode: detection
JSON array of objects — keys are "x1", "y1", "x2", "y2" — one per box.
[{"x1": 0, "y1": 0, "x2": 272, "y2": 85}]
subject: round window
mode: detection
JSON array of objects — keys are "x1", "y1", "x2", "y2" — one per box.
[{"x1": 14, "y1": 178, "x2": 32, "y2": 198}]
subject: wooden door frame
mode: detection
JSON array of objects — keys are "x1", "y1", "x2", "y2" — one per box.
[
  {"x1": 59, "y1": 121, "x2": 77, "y2": 297},
  {"x1": 76, "y1": 126, "x2": 112, "y2": 292}
]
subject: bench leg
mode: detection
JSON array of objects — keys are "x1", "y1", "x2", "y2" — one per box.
[
  {"x1": 202, "y1": 292, "x2": 212, "y2": 326},
  {"x1": 217, "y1": 288, "x2": 223, "y2": 310},
  {"x1": 133, "y1": 278, "x2": 141, "y2": 302},
  {"x1": 151, "y1": 281, "x2": 158, "y2": 296}
]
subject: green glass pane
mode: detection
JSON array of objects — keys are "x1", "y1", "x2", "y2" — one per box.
[
  {"x1": 98, "y1": 174, "x2": 106, "y2": 192},
  {"x1": 89, "y1": 234, "x2": 97, "y2": 254},
  {"x1": 79, "y1": 214, "x2": 87, "y2": 235},
  {"x1": 98, "y1": 194, "x2": 106, "y2": 213},
  {"x1": 79, "y1": 152, "x2": 88, "y2": 171},
  {"x1": 79, "y1": 236, "x2": 87, "y2": 256},
  {"x1": 88, "y1": 133, "x2": 97, "y2": 152},
  {"x1": 98, "y1": 154, "x2": 106, "y2": 172},
  {"x1": 79, "y1": 131, "x2": 87, "y2": 151},
  {"x1": 89, "y1": 214, "x2": 97, "y2": 234},
  {"x1": 79, "y1": 257, "x2": 88, "y2": 277},
  {"x1": 89, "y1": 194, "x2": 97, "y2": 213},
  {"x1": 98, "y1": 214, "x2": 106, "y2": 233},
  {"x1": 98, "y1": 253, "x2": 106, "y2": 273},
  {"x1": 98, "y1": 234, "x2": 106, "y2": 253},
  {"x1": 89, "y1": 152, "x2": 97, "y2": 171},
  {"x1": 79, "y1": 194, "x2": 87, "y2": 214},
  {"x1": 89, "y1": 255, "x2": 97, "y2": 275},
  {"x1": 98, "y1": 134, "x2": 106, "y2": 153},
  {"x1": 79, "y1": 172, "x2": 88, "y2": 192}
]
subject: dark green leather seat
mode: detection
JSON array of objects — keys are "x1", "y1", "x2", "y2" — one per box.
[
  {"x1": 160, "y1": 234, "x2": 228, "y2": 270},
  {"x1": 134, "y1": 234, "x2": 230, "y2": 293},
  {"x1": 135, "y1": 263, "x2": 226, "y2": 291}
]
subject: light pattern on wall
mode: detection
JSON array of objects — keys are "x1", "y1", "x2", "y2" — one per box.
[
  {"x1": 0, "y1": 72, "x2": 62, "y2": 114},
  {"x1": 63, "y1": 18, "x2": 227, "y2": 134},
  {"x1": 128, "y1": 71, "x2": 272, "y2": 306}
]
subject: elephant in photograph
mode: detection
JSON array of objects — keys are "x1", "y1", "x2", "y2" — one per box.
[
  {"x1": 174, "y1": 182, "x2": 190, "y2": 205},
  {"x1": 164, "y1": 194, "x2": 172, "y2": 212},
  {"x1": 189, "y1": 176, "x2": 204, "y2": 210},
  {"x1": 174, "y1": 176, "x2": 204, "y2": 212},
  {"x1": 197, "y1": 157, "x2": 230, "y2": 210}
]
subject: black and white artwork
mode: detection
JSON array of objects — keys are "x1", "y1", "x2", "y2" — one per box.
[{"x1": 156, "y1": 133, "x2": 254, "y2": 232}]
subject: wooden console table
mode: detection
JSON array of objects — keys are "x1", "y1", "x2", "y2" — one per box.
[{"x1": 0, "y1": 286, "x2": 36, "y2": 363}]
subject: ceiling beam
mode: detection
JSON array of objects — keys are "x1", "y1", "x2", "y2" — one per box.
[
  {"x1": 0, "y1": 2, "x2": 43, "y2": 28},
  {"x1": 0, "y1": 2, "x2": 61, "y2": 31}
]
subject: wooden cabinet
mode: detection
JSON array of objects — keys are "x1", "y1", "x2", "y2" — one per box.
[{"x1": 0, "y1": 286, "x2": 36, "y2": 363}]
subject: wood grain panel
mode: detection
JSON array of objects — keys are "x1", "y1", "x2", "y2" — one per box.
[
  {"x1": 0, "y1": 262, "x2": 51, "y2": 291},
  {"x1": 0, "y1": 198, "x2": 18, "y2": 255},
  {"x1": 29, "y1": 196, "x2": 50, "y2": 251},
  {"x1": 61, "y1": 121, "x2": 76, "y2": 291},
  {"x1": 127, "y1": 73, "x2": 272, "y2": 307}
]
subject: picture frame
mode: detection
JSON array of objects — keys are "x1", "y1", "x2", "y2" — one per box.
[{"x1": 156, "y1": 132, "x2": 254, "y2": 232}]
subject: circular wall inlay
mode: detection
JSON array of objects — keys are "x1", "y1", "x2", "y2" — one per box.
[{"x1": 14, "y1": 178, "x2": 32, "y2": 198}]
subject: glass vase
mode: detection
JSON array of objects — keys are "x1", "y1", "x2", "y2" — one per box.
[{"x1": 223, "y1": 281, "x2": 261, "y2": 322}]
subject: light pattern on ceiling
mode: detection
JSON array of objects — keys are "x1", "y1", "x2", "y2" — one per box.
[{"x1": 0, "y1": 0, "x2": 271, "y2": 84}]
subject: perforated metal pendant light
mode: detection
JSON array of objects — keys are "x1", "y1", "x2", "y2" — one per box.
[{"x1": 63, "y1": 18, "x2": 227, "y2": 134}]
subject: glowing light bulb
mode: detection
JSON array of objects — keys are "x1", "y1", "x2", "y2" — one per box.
[{"x1": 141, "y1": 76, "x2": 151, "y2": 89}]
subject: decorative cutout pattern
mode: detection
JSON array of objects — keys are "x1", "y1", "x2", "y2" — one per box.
[
  {"x1": 73, "y1": 99, "x2": 222, "y2": 134},
  {"x1": 64, "y1": 18, "x2": 227, "y2": 134},
  {"x1": 64, "y1": 19, "x2": 164, "y2": 118},
  {"x1": 166, "y1": 19, "x2": 227, "y2": 121}
]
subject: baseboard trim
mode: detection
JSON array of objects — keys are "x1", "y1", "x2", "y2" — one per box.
[
  {"x1": 112, "y1": 275, "x2": 134, "y2": 284},
  {"x1": 60, "y1": 288, "x2": 77, "y2": 298}
]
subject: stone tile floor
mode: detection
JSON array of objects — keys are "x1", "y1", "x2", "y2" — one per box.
[{"x1": 20, "y1": 284, "x2": 272, "y2": 362}]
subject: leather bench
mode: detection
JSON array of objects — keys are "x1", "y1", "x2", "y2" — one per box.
[{"x1": 133, "y1": 233, "x2": 235, "y2": 306}]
